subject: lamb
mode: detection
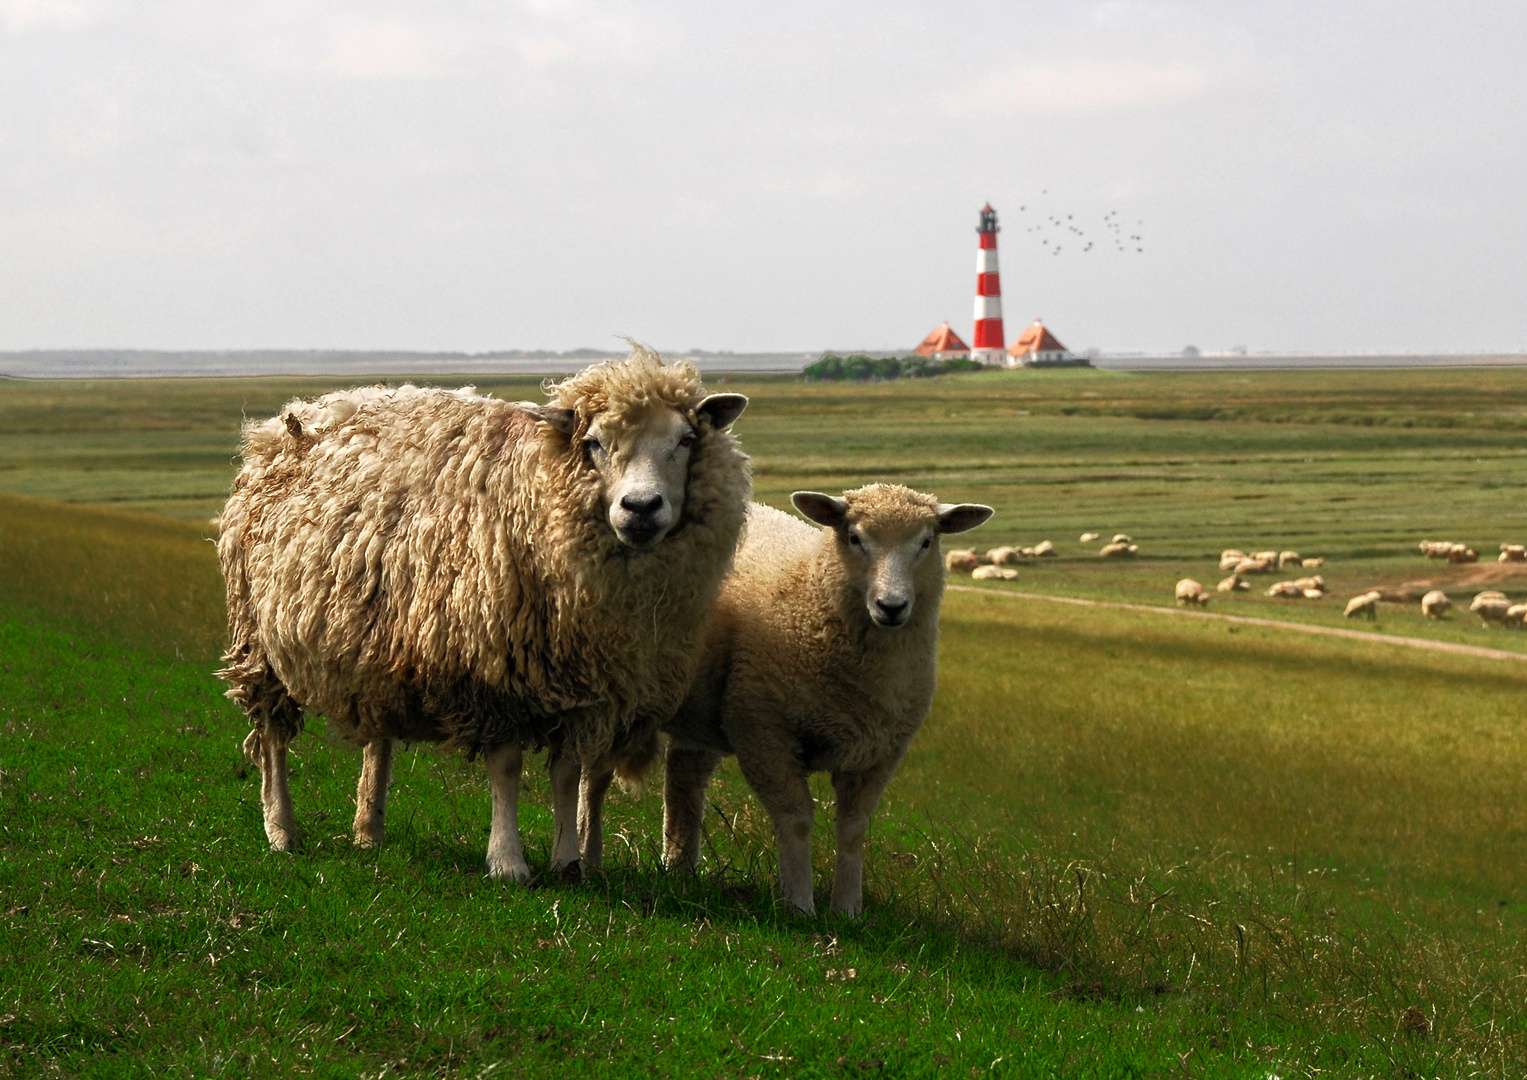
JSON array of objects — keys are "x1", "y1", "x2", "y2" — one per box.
[
  {"x1": 1175, "y1": 578, "x2": 1209, "y2": 605},
  {"x1": 217, "y1": 348, "x2": 752, "y2": 882},
  {"x1": 1421, "y1": 590, "x2": 1451, "y2": 619},
  {"x1": 1344, "y1": 591, "x2": 1381, "y2": 620},
  {"x1": 589, "y1": 486, "x2": 992, "y2": 916}
]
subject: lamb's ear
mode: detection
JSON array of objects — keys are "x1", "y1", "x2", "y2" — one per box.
[
  {"x1": 791, "y1": 491, "x2": 849, "y2": 527},
  {"x1": 936, "y1": 503, "x2": 994, "y2": 534},
  {"x1": 696, "y1": 393, "x2": 748, "y2": 430},
  {"x1": 514, "y1": 402, "x2": 579, "y2": 434}
]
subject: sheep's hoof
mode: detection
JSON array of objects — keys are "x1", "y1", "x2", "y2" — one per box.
[
  {"x1": 551, "y1": 859, "x2": 584, "y2": 884},
  {"x1": 782, "y1": 897, "x2": 817, "y2": 918},
  {"x1": 352, "y1": 828, "x2": 385, "y2": 850},
  {"x1": 487, "y1": 857, "x2": 532, "y2": 884},
  {"x1": 266, "y1": 828, "x2": 300, "y2": 854}
]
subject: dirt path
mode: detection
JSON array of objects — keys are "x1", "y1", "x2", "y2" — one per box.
[{"x1": 946, "y1": 584, "x2": 1527, "y2": 663}]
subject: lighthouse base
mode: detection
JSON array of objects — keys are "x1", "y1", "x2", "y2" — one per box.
[{"x1": 970, "y1": 348, "x2": 1007, "y2": 366}]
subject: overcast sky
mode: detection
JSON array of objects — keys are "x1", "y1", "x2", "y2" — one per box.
[{"x1": 2, "y1": 1, "x2": 1524, "y2": 354}]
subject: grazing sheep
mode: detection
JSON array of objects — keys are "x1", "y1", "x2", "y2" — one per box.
[
  {"x1": 971, "y1": 565, "x2": 1018, "y2": 580},
  {"x1": 1266, "y1": 581, "x2": 1305, "y2": 598},
  {"x1": 1421, "y1": 590, "x2": 1451, "y2": 619},
  {"x1": 1291, "y1": 575, "x2": 1326, "y2": 591},
  {"x1": 1508, "y1": 604, "x2": 1527, "y2": 627},
  {"x1": 944, "y1": 548, "x2": 978, "y2": 573},
  {"x1": 1500, "y1": 544, "x2": 1527, "y2": 564},
  {"x1": 1344, "y1": 591, "x2": 1381, "y2": 620},
  {"x1": 1449, "y1": 544, "x2": 1479, "y2": 564},
  {"x1": 1301, "y1": 557, "x2": 1324, "y2": 569},
  {"x1": 1111, "y1": 533, "x2": 1132, "y2": 544},
  {"x1": 1079, "y1": 532, "x2": 1100, "y2": 543},
  {"x1": 1034, "y1": 540, "x2": 1056, "y2": 556},
  {"x1": 1217, "y1": 574, "x2": 1249, "y2": 592},
  {"x1": 1420, "y1": 541, "x2": 1454, "y2": 559},
  {"x1": 1219, "y1": 548, "x2": 1247, "y2": 571},
  {"x1": 1100, "y1": 542, "x2": 1138, "y2": 558},
  {"x1": 1278, "y1": 551, "x2": 1302, "y2": 568},
  {"x1": 1175, "y1": 579, "x2": 1209, "y2": 606},
  {"x1": 1233, "y1": 556, "x2": 1275, "y2": 574},
  {"x1": 589, "y1": 486, "x2": 993, "y2": 916},
  {"x1": 217, "y1": 348, "x2": 751, "y2": 882},
  {"x1": 986, "y1": 546, "x2": 1021, "y2": 566},
  {"x1": 1471, "y1": 592, "x2": 1512, "y2": 624}
]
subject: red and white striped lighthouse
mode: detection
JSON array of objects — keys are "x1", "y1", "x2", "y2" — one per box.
[{"x1": 971, "y1": 203, "x2": 1006, "y2": 365}]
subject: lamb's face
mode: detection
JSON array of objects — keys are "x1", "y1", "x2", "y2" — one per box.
[{"x1": 792, "y1": 488, "x2": 994, "y2": 628}]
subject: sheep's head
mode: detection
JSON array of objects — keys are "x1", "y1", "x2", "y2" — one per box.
[
  {"x1": 522, "y1": 350, "x2": 747, "y2": 550},
  {"x1": 792, "y1": 484, "x2": 992, "y2": 628}
]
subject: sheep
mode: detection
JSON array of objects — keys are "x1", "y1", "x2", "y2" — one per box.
[
  {"x1": 1217, "y1": 574, "x2": 1249, "y2": 592},
  {"x1": 1278, "y1": 550, "x2": 1301, "y2": 568},
  {"x1": 1034, "y1": 540, "x2": 1056, "y2": 556},
  {"x1": 1219, "y1": 548, "x2": 1247, "y2": 571},
  {"x1": 1233, "y1": 556, "x2": 1275, "y2": 574},
  {"x1": 1301, "y1": 557, "x2": 1324, "y2": 569},
  {"x1": 986, "y1": 546, "x2": 1021, "y2": 566},
  {"x1": 1508, "y1": 604, "x2": 1527, "y2": 627},
  {"x1": 1175, "y1": 579, "x2": 1209, "y2": 606},
  {"x1": 1420, "y1": 541, "x2": 1453, "y2": 559},
  {"x1": 1500, "y1": 544, "x2": 1527, "y2": 564},
  {"x1": 1421, "y1": 590, "x2": 1451, "y2": 619},
  {"x1": 971, "y1": 565, "x2": 1018, "y2": 580},
  {"x1": 1111, "y1": 533, "x2": 1132, "y2": 544},
  {"x1": 1079, "y1": 532, "x2": 1100, "y2": 543},
  {"x1": 1471, "y1": 592, "x2": 1511, "y2": 624},
  {"x1": 1449, "y1": 545, "x2": 1479, "y2": 564},
  {"x1": 1291, "y1": 575, "x2": 1325, "y2": 591},
  {"x1": 944, "y1": 548, "x2": 978, "y2": 573},
  {"x1": 1100, "y1": 542, "x2": 1138, "y2": 558},
  {"x1": 1266, "y1": 581, "x2": 1305, "y2": 598},
  {"x1": 588, "y1": 487, "x2": 993, "y2": 917},
  {"x1": 217, "y1": 348, "x2": 752, "y2": 882},
  {"x1": 1344, "y1": 591, "x2": 1380, "y2": 620}
]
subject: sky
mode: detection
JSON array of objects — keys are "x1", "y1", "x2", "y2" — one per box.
[{"x1": 2, "y1": 1, "x2": 1525, "y2": 355}]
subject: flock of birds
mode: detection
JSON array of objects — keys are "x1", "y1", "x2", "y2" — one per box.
[{"x1": 1015, "y1": 191, "x2": 1145, "y2": 257}]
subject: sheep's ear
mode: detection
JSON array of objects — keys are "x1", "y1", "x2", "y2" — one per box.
[
  {"x1": 791, "y1": 491, "x2": 849, "y2": 527},
  {"x1": 696, "y1": 393, "x2": 748, "y2": 430},
  {"x1": 936, "y1": 503, "x2": 994, "y2": 534},
  {"x1": 515, "y1": 402, "x2": 579, "y2": 434}
]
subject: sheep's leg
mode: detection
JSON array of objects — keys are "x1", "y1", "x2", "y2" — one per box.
[
  {"x1": 548, "y1": 749, "x2": 584, "y2": 880},
  {"x1": 739, "y1": 761, "x2": 816, "y2": 915},
  {"x1": 663, "y1": 744, "x2": 722, "y2": 874},
  {"x1": 352, "y1": 738, "x2": 395, "y2": 849},
  {"x1": 250, "y1": 727, "x2": 299, "y2": 853},
  {"x1": 578, "y1": 763, "x2": 614, "y2": 873},
  {"x1": 485, "y1": 743, "x2": 530, "y2": 883},
  {"x1": 829, "y1": 761, "x2": 897, "y2": 917}
]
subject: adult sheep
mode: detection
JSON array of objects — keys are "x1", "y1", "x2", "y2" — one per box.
[
  {"x1": 217, "y1": 348, "x2": 751, "y2": 883},
  {"x1": 1421, "y1": 590, "x2": 1451, "y2": 619},
  {"x1": 586, "y1": 485, "x2": 992, "y2": 916}
]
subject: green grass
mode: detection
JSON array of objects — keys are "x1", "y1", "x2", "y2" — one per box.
[{"x1": 7, "y1": 366, "x2": 1527, "y2": 1075}]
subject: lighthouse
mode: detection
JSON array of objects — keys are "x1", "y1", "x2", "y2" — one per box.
[{"x1": 971, "y1": 204, "x2": 1006, "y2": 365}]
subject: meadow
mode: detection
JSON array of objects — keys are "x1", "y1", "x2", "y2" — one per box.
[{"x1": 4, "y1": 365, "x2": 1527, "y2": 1077}]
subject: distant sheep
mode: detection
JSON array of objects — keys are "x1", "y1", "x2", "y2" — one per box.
[
  {"x1": 945, "y1": 549, "x2": 978, "y2": 573},
  {"x1": 1344, "y1": 591, "x2": 1381, "y2": 620},
  {"x1": 1034, "y1": 540, "x2": 1056, "y2": 556},
  {"x1": 972, "y1": 565, "x2": 1018, "y2": 580},
  {"x1": 1080, "y1": 532, "x2": 1100, "y2": 542},
  {"x1": 218, "y1": 349, "x2": 751, "y2": 882},
  {"x1": 1100, "y1": 542, "x2": 1138, "y2": 558},
  {"x1": 1508, "y1": 604, "x2": 1527, "y2": 627},
  {"x1": 1278, "y1": 551, "x2": 1301, "y2": 568},
  {"x1": 595, "y1": 486, "x2": 993, "y2": 917},
  {"x1": 1500, "y1": 544, "x2": 1527, "y2": 564},
  {"x1": 1175, "y1": 579, "x2": 1210, "y2": 606},
  {"x1": 1420, "y1": 541, "x2": 1454, "y2": 559},
  {"x1": 1301, "y1": 557, "x2": 1324, "y2": 569},
  {"x1": 1111, "y1": 533, "x2": 1133, "y2": 544},
  {"x1": 986, "y1": 546, "x2": 1021, "y2": 566},
  {"x1": 1420, "y1": 590, "x2": 1451, "y2": 619},
  {"x1": 1217, "y1": 574, "x2": 1249, "y2": 592},
  {"x1": 1220, "y1": 549, "x2": 1246, "y2": 571},
  {"x1": 1471, "y1": 592, "x2": 1511, "y2": 624},
  {"x1": 1449, "y1": 544, "x2": 1479, "y2": 564}
]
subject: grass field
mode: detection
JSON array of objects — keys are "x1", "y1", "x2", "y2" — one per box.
[{"x1": 5, "y1": 366, "x2": 1527, "y2": 1077}]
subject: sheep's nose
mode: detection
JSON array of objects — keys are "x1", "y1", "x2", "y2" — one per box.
[
  {"x1": 874, "y1": 598, "x2": 908, "y2": 623},
  {"x1": 620, "y1": 492, "x2": 664, "y2": 516}
]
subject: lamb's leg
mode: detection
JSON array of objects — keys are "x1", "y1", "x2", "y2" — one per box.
[
  {"x1": 249, "y1": 726, "x2": 299, "y2": 853},
  {"x1": 578, "y1": 763, "x2": 615, "y2": 873},
  {"x1": 548, "y1": 748, "x2": 584, "y2": 880},
  {"x1": 663, "y1": 743, "x2": 722, "y2": 873},
  {"x1": 829, "y1": 760, "x2": 898, "y2": 917},
  {"x1": 485, "y1": 743, "x2": 530, "y2": 883},
  {"x1": 739, "y1": 759, "x2": 816, "y2": 915},
  {"x1": 352, "y1": 738, "x2": 395, "y2": 849}
]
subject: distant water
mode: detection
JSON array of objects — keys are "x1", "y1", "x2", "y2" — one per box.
[
  {"x1": 0, "y1": 350, "x2": 816, "y2": 379},
  {"x1": 2, "y1": 350, "x2": 1524, "y2": 379}
]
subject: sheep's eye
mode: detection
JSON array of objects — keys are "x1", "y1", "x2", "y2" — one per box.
[
  {"x1": 678, "y1": 433, "x2": 696, "y2": 449},
  {"x1": 849, "y1": 533, "x2": 862, "y2": 547},
  {"x1": 921, "y1": 537, "x2": 932, "y2": 550},
  {"x1": 583, "y1": 437, "x2": 604, "y2": 455}
]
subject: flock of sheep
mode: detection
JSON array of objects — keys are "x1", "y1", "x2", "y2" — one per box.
[{"x1": 218, "y1": 345, "x2": 991, "y2": 916}]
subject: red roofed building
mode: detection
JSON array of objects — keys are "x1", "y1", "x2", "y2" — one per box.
[
  {"x1": 915, "y1": 322, "x2": 970, "y2": 359},
  {"x1": 1008, "y1": 318, "x2": 1087, "y2": 367}
]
